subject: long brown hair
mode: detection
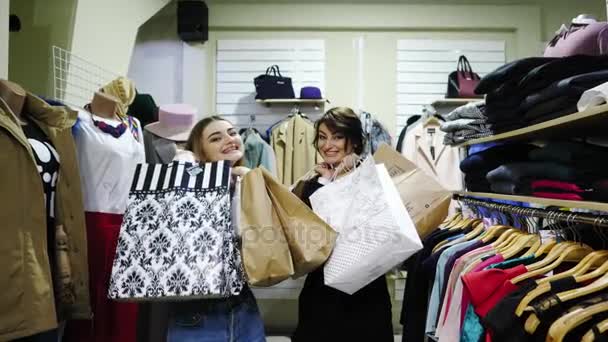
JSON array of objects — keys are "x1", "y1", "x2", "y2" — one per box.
[{"x1": 185, "y1": 115, "x2": 244, "y2": 166}]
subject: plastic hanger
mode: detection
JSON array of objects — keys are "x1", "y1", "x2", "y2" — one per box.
[
  {"x1": 514, "y1": 251, "x2": 608, "y2": 317},
  {"x1": 582, "y1": 317, "x2": 608, "y2": 342},
  {"x1": 547, "y1": 301, "x2": 608, "y2": 342},
  {"x1": 511, "y1": 243, "x2": 591, "y2": 285}
]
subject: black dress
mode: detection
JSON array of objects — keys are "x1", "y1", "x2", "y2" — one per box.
[{"x1": 291, "y1": 178, "x2": 394, "y2": 342}]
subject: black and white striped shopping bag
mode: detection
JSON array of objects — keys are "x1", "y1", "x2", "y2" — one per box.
[{"x1": 108, "y1": 160, "x2": 246, "y2": 301}]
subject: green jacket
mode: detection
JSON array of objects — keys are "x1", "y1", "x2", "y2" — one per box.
[{"x1": 0, "y1": 94, "x2": 90, "y2": 340}]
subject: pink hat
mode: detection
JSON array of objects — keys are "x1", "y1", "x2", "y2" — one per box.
[{"x1": 144, "y1": 104, "x2": 197, "y2": 142}]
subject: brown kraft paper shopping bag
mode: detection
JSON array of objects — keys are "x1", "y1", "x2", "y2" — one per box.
[
  {"x1": 240, "y1": 168, "x2": 294, "y2": 286},
  {"x1": 261, "y1": 168, "x2": 337, "y2": 278},
  {"x1": 373, "y1": 144, "x2": 451, "y2": 238}
]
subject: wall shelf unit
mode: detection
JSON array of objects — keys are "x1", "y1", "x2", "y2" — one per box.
[
  {"x1": 456, "y1": 103, "x2": 608, "y2": 147},
  {"x1": 256, "y1": 99, "x2": 329, "y2": 107},
  {"x1": 431, "y1": 98, "x2": 482, "y2": 107}
]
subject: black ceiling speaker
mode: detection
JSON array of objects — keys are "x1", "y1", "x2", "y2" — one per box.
[
  {"x1": 177, "y1": 1, "x2": 208, "y2": 43},
  {"x1": 9, "y1": 15, "x2": 21, "y2": 32}
]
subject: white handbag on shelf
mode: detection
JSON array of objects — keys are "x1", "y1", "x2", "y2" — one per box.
[{"x1": 310, "y1": 156, "x2": 423, "y2": 294}]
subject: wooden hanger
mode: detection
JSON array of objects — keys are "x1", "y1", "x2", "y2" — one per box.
[
  {"x1": 539, "y1": 250, "x2": 608, "y2": 285},
  {"x1": 443, "y1": 214, "x2": 464, "y2": 229},
  {"x1": 514, "y1": 250, "x2": 606, "y2": 317},
  {"x1": 520, "y1": 236, "x2": 545, "y2": 258},
  {"x1": 463, "y1": 222, "x2": 485, "y2": 241},
  {"x1": 576, "y1": 257, "x2": 608, "y2": 283},
  {"x1": 432, "y1": 219, "x2": 481, "y2": 253},
  {"x1": 494, "y1": 230, "x2": 524, "y2": 251},
  {"x1": 480, "y1": 225, "x2": 511, "y2": 243},
  {"x1": 441, "y1": 213, "x2": 462, "y2": 228},
  {"x1": 547, "y1": 301, "x2": 608, "y2": 342},
  {"x1": 423, "y1": 115, "x2": 441, "y2": 127},
  {"x1": 511, "y1": 244, "x2": 591, "y2": 285},
  {"x1": 496, "y1": 232, "x2": 528, "y2": 254},
  {"x1": 450, "y1": 217, "x2": 475, "y2": 231},
  {"x1": 0, "y1": 79, "x2": 26, "y2": 117},
  {"x1": 502, "y1": 234, "x2": 540, "y2": 260},
  {"x1": 533, "y1": 238, "x2": 558, "y2": 258},
  {"x1": 524, "y1": 257, "x2": 608, "y2": 334},
  {"x1": 581, "y1": 317, "x2": 608, "y2": 342},
  {"x1": 516, "y1": 241, "x2": 576, "y2": 273}
]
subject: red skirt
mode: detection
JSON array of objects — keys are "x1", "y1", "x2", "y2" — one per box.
[{"x1": 63, "y1": 212, "x2": 138, "y2": 342}]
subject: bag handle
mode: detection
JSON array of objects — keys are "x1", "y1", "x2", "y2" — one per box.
[
  {"x1": 458, "y1": 55, "x2": 479, "y2": 80},
  {"x1": 266, "y1": 65, "x2": 278, "y2": 76},
  {"x1": 265, "y1": 65, "x2": 284, "y2": 77},
  {"x1": 273, "y1": 65, "x2": 284, "y2": 77}
]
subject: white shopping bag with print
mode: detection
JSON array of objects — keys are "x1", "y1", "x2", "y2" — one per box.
[{"x1": 312, "y1": 157, "x2": 423, "y2": 294}]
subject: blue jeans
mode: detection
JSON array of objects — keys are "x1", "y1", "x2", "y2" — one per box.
[{"x1": 167, "y1": 288, "x2": 266, "y2": 342}]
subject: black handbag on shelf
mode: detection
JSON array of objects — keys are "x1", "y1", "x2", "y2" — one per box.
[{"x1": 254, "y1": 65, "x2": 295, "y2": 100}]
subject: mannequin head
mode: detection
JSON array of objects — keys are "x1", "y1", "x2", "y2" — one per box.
[
  {"x1": 185, "y1": 116, "x2": 244, "y2": 165},
  {"x1": 90, "y1": 91, "x2": 121, "y2": 119}
]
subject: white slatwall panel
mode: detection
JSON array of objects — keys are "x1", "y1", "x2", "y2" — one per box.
[
  {"x1": 396, "y1": 39, "x2": 506, "y2": 131},
  {"x1": 216, "y1": 40, "x2": 325, "y2": 131}
]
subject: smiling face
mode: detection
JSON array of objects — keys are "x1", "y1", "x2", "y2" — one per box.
[
  {"x1": 199, "y1": 120, "x2": 243, "y2": 163},
  {"x1": 317, "y1": 122, "x2": 354, "y2": 166}
]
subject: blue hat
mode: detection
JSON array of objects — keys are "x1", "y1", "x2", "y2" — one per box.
[{"x1": 300, "y1": 86, "x2": 322, "y2": 99}]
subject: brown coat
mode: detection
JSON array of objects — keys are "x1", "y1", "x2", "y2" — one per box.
[{"x1": 0, "y1": 94, "x2": 91, "y2": 340}]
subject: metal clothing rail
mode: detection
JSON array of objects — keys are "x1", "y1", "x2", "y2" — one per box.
[{"x1": 453, "y1": 194, "x2": 608, "y2": 228}]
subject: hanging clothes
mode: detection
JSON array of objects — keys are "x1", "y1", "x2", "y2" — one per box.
[
  {"x1": 360, "y1": 111, "x2": 392, "y2": 155},
  {"x1": 271, "y1": 114, "x2": 320, "y2": 186},
  {"x1": 0, "y1": 94, "x2": 91, "y2": 341},
  {"x1": 143, "y1": 129, "x2": 178, "y2": 164},
  {"x1": 402, "y1": 121, "x2": 463, "y2": 191},
  {"x1": 415, "y1": 210, "x2": 608, "y2": 342},
  {"x1": 63, "y1": 109, "x2": 145, "y2": 342},
  {"x1": 242, "y1": 128, "x2": 277, "y2": 175}
]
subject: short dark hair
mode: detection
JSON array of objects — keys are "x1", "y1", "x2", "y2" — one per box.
[{"x1": 313, "y1": 107, "x2": 365, "y2": 155}]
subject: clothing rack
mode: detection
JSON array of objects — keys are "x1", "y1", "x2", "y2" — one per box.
[{"x1": 454, "y1": 194, "x2": 608, "y2": 227}]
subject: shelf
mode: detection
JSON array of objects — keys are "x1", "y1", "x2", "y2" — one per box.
[
  {"x1": 456, "y1": 103, "x2": 608, "y2": 147},
  {"x1": 256, "y1": 99, "x2": 329, "y2": 107},
  {"x1": 431, "y1": 98, "x2": 482, "y2": 107},
  {"x1": 454, "y1": 191, "x2": 608, "y2": 212}
]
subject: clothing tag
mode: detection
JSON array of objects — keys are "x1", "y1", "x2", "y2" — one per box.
[
  {"x1": 426, "y1": 128, "x2": 436, "y2": 160},
  {"x1": 187, "y1": 165, "x2": 203, "y2": 177},
  {"x1": 540, "y1": 229, "x2": 557, "y2": 244}
]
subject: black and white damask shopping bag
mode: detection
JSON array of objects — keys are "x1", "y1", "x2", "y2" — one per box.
[{"x1": 108, "y1": 160, "x2": 245, "y2": 301}]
